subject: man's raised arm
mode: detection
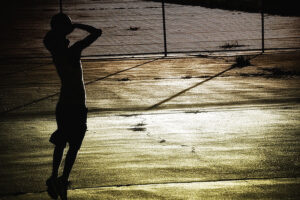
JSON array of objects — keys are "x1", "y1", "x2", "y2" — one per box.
[{"x1": 70, "y1": 23, "x2": 102, "y2": 53}]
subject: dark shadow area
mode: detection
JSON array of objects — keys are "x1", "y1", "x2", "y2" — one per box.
[{"x1": 147, "y1": 0, "x2": 300, "y2": 16}]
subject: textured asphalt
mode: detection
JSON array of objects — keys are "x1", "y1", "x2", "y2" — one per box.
[{"x1": 0, "y1": 51, "x2": 300, "y2": 199}]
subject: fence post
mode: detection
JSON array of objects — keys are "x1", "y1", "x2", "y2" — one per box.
[
  {"x1": 162, "y1": 0, "x2": 168, "y2": 56},
  {"x1": 261, "y1": 0, "x2": 264, "y2": 53},
  {"x1": 59, "y1": 0, "x2": 63, "y2": 13}
]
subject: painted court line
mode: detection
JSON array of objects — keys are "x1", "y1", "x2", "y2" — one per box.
[{"x1": 0, "y1": 58, "x2": 159, "y2": 116}]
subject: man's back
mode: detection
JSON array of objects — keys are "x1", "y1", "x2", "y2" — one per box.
[{"x1": 53, "y1": 47, "x2": 86, "y2": 105}]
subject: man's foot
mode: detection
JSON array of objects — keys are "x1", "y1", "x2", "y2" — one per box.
[
  {"x1": 56, "y1": 176, "x2": 70, "y2": 200},
  {"x1": 46, "y1": 177, "x2": 58, "y2": 199}
]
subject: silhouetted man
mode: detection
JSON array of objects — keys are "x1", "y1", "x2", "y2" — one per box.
[{"x1": 43, "y1": 13, "x2": 101, "y2": 200}]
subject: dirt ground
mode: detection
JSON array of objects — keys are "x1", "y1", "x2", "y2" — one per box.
[{"x1": 0, "y1": 50, "x2": 299, "y2": 199}]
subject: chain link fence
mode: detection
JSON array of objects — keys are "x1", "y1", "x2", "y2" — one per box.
[{"x1": 0, "y1": 0, "x2": 299, "y2": 59}]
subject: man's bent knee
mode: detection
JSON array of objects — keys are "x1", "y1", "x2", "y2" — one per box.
[
  {"x1": 69, "y1": 144, "x2": 81, "y2": 153},
  {"x1": 55, "y1": 144, "x2": 66, "y2": 150}
]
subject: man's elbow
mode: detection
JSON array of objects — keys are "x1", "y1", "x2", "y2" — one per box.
[{"x1": 94, "y1": 29, "x2": 102, "y2": 37}]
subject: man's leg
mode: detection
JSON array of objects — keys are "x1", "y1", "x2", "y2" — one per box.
[
  {"x1": 60, "y1": 106, "x2": 87, "y2": 180},
  {"x1": 52, "y1": 145, "x2": 65, "y2": 178},
  {"x1": 56, "y1": 146, "x2": 79, "y2": 200},
  {"x1": 46, "y1": 145, "x2": 65, "y2": 199},
  {"x1": 62, "y1": 146, "x2": 79, "y2": 181}
]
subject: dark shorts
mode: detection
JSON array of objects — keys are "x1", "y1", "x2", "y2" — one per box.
[{"x1": 50, "y1": 103, "x2": 88, "y2": 149}]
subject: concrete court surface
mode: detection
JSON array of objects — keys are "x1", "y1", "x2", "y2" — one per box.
[{"x1": 0, "y1": 51, "x2": 300, "y2": 199}]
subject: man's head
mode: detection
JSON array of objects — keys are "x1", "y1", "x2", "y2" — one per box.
[
  {"x1": 44, "y1": 31, "x2": 70, "y2": 53},
  {"x1": 50, "y1": 13, "x2": 73, "y2": 36}
]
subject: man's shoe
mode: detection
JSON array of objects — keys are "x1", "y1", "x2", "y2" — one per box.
[
  {"x1": 56, "y1": 176, "x2": 70, "y2": 200},
  {"x1": 46, "y1": 177, "x2": 58, "y2": 199}
]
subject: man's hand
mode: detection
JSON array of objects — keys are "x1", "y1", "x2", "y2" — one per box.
[{"x1": 73, "y1": 23, "x2": 102, "y2": 36}]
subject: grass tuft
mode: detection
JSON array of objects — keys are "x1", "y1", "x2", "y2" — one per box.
[
  {"x1": 128, "y1": 26, "x2": 140, "y2": 31},
  {"x1": 233, "y1": 55, "x2": 251, "y2": 68},
  {"x1": 220, "y1": 41, "x2": 245, "y2": 49}
]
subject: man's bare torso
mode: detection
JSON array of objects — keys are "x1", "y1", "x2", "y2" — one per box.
[
  {"x1": 53, "y1": 50, "x2": 86, "y2": 105},
  {"x1": 44, "y1": 22, "x2": 101, "y2": 106}
]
